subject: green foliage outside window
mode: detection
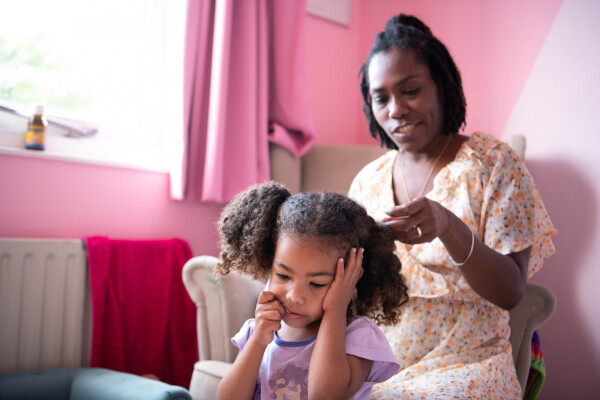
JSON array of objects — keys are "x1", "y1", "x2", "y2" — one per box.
[{"x1": 0, "y1": 36, "x2": 91, "y2": 111}]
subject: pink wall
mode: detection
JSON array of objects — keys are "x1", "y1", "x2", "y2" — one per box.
[
  {"x1": 0, "y1": 154, "x2": 223, "y2": 257},
  {"x1": 304, "y1": 0, "x2": 365, "y2": 145}
]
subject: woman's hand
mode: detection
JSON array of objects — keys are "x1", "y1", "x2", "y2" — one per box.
[
  {"x1": 252, "y1": 291, "x2": 285, "y2": 346},
  {"x1": 384, "y1": 197, "x2": 529, "y2": 309},
  {"x1": 382, "y1": 196, "x2": 452, "y2": 244},
  {"x1": 322, "y1": 248, "x2": 364, "y2": 315}
]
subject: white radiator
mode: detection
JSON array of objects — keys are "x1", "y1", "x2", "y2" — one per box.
[{"x1": 0, "y1": 238, "x2": 92, "y2": 373}]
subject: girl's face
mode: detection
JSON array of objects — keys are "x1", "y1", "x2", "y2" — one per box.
[
  {"x1": 269, "y1": 234, "x2": 342, "y2": 340},
  {"x1": 368, "y1": 46, "x2": 445, "y2": 154}
]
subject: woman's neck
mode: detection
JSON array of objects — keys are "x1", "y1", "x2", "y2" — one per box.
[{"x1": 393, "y1": 133, "x2": 468, "y2": 204}]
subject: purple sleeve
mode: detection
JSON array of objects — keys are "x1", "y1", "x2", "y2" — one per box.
[
  {"x1": 231, "y1": 318, "x2": 255, "y2": 351},
  {"x1": 344, "y1": 317, "x2": 399, "y2": 383}
]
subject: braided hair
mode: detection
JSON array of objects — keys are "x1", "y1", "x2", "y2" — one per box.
[
  {"x1": 359, "y1": 14, "x2": 466, "y2": 149},
  {"x1": 216, "y1": 181, "x2": 408, "y2": 326}
]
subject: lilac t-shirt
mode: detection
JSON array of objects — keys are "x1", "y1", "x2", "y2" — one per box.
[{"x1": 232, "y1": 316, "x2": 399, "y2": 400}]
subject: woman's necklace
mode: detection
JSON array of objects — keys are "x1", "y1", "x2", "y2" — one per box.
[{"x1": 400, "y1": 134, "x2": 453, "y2": 202}]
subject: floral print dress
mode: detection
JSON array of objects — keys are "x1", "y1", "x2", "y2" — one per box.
[{"x1": 349, "y1": 132, "x2": 556, "y2": 400}]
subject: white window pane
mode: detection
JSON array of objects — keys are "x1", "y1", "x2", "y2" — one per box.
[{"x1": 0, "y1": 0, "x2": 186, "y2": 170}]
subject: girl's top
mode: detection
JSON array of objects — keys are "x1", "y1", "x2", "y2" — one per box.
[
  {"x1": 232, "y1": 316, "x2": 399, "y2": 400},
  {"x1": 349, "y1": 132, "x2": 556, "y2": 399}
]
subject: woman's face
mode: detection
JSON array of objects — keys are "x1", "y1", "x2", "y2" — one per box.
[
  {"x1": 368, "y1": 47, "x2": 444, "y2": 154},
  {"x1": 269, "y1": 234, "x2": 341, "y2": 339}
]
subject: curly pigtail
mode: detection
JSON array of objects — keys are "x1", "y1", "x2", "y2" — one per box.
[
  {"x1": 216, "y1": 182, "x2": 291, "y2": 280},
  {"x1": 355, "y1": 223, "x2": 408, "y2": 326}
]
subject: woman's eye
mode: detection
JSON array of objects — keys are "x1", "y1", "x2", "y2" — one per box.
[
  {"x1": 404, "y1": 87, "x2": 420, "y2": 96},
  {"x1": 310, "y1": 282, "x2": 327, "y2": 289},
  {"x1": 372, "y1": 96, "x2": 387, "y2": 106}
]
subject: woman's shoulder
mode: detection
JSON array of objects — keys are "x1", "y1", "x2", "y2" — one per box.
[
  {"x1": 353, "y1": 150, "x2": 396, "y2": 181},
  {"x1": 465, "y1": 131, "x2": 512, "y2": 156},
  {"x1": 462, "y1": 132, "x2": 520, "y2": 166}
]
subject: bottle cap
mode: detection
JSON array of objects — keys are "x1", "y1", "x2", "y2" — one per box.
[{"x1": 33, "y1": 104, "x2": 44, "y2": 115}]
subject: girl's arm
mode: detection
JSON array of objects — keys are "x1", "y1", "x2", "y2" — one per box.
[
  {"x1": 217, "y1": 291, "x2": 284, "y2": 400},
  {"x1": 308, "y1": 249, "x2": 373, "y2": 400}
]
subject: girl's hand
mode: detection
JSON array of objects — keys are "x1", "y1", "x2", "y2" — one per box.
[
  {"x1": 382, "y1": 197, "x2": 452, "y2": 244},
  {"x1": 252, "y1": 291, "x2": 285, "y2": 346},
  {"x1": 322, "y1": 248, "x2": 364, "y2": 315}
]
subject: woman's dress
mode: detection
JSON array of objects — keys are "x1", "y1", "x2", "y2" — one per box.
[{"x1": 349, "y1": 132, "x2": 556, "y2": 399}]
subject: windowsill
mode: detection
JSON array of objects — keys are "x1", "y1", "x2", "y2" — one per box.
[{"x1": 0, "y1": 131, "x2": 169, "y2": 173}]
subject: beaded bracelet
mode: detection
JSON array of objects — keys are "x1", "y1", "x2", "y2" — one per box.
[{"x1": 452, "y1": 230, "x2": 475, "y2": 267}]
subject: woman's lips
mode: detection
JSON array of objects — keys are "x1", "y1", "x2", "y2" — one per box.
[{"x1": 393, "y1": 123, "x2": 418, "y2": 136}]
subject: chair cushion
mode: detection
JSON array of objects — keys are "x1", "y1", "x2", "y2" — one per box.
[{"x1": 189, "y1": 361, "x2": 233, "y2": 400}]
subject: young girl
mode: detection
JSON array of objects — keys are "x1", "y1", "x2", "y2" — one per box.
[{"x1": 215, "y1": 182, "x2": 408, "y2": 400}]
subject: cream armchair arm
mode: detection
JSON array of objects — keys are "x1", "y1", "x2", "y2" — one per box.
[{"x1": 182, "y1": 256, "x2": 264, "y2": 400}]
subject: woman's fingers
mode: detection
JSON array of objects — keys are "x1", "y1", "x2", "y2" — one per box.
[{"x1": 383, "y1": 197, "x2": 452, "y2": 244}]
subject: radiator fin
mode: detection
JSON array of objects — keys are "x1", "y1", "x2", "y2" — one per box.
[{"x1": 0, "y1": 239, "x2": 91, "y2": 373}]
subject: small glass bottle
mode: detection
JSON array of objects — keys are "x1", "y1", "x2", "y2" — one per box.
[{"x1": 25, "y1": 104, "x2": 47, "y2": 151}]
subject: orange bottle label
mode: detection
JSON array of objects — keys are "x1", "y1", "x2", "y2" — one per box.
[{"x1": 25, "y1": 125, "x2": 46, "y2": 150}]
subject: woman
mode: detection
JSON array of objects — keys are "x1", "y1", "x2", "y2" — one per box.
[{"x1": 349, "y1": 14, "x2": 556, "y2": 399}]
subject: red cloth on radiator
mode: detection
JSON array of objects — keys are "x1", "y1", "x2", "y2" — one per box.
[{"x1": 85, "y1": 236, "x2": 197, "y2": 388}]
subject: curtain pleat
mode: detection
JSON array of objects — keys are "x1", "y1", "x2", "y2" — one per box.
[{"x1": 173, "y1": 0, "x2": 315, "y2": 203}]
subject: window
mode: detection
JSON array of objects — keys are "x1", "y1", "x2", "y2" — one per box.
[{"x1": 0, "y1": 0, "x2": 187, "y2": 171}]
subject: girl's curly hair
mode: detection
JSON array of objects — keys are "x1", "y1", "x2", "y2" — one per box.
[
  {"x1": 216, "y1": 181, "x2": 408, "y2": 326},
  {"x1": 358, "y1": 14, "x2": 466, "y2": 149}
]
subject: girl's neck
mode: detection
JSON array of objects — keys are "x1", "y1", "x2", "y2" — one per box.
[{"x1": 277, "y1": 320, "x2": 320, "y2": 342}]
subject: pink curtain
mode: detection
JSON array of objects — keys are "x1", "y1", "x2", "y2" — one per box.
[{"x1": 172, "y1": 0, "x2": 316, "y2": 203}]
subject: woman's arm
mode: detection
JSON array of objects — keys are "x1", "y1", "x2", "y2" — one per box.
[
  {"x1": 437, "y1": 208, "x2": 529, "y2": 309},
  {"x1": 384, "y1": 199, "x2": 529, "y2": 309},
  {"x1": 217, "y1": 291, "x2": 284, "y2": 400},
  {"x1": 308, "y1": 249, "x2": 373, "y2": 400}
]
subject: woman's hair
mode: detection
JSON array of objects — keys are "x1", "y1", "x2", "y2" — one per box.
[
  {"x1": 216, "y1": 181, "x2": 408, "y2": 326},
  {"x1": 359, "y1": 14, "x2": 466, "y2": 149}
]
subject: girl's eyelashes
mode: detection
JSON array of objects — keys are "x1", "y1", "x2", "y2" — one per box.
[
  {"x1": 275, "y1": 273, "x2": 290, "y2": 281},
  {"x1": 274, "y1": 272, "x2": 328, "y2": 289}
]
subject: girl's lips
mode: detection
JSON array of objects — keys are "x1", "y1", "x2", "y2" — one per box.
[{"x1": 284, "y1": 308, "x2": 304, "y2": 320}]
